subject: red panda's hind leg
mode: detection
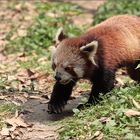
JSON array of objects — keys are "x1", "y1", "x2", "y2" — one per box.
[{"x1": 126, "y1": 61, "x2": 140, "y2": 82}]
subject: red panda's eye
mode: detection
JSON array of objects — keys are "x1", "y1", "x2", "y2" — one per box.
[{"x1": 64, "y1": 66, "x2": 72, "y2": 72}]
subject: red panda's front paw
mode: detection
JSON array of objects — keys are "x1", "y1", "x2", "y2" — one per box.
[{"x1": 47, "y1": 102, "x2": 65, "y2": 114}]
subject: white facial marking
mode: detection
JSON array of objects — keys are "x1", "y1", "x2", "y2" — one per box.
[
  {"x1": 55, "y1": 67, "x2": 73, "y2": 84},
  {"x1": 53, "y1": 58, "x2": 57, "y2": 66},
  {"x1": 63, "y1": 61, "x2": 69, "y2": 67},
  {"x1": 80, "y1": 40, "x2": 98, "y2": 66},
  {"x1": 73, "y1": 67, "x2": 84, "y2": 78}
]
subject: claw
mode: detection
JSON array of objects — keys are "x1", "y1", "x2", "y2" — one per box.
[{"x1": 47, "y1": 102, "x2": 65, "y2": 114}]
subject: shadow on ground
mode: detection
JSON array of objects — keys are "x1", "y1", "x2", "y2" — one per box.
[{"x1": 22, "y1": 95, "x2": 87, "y2": 122}]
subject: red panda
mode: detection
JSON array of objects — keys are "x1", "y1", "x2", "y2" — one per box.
[{"x1": 48, "y1": 15, "x2": 140, "y2": 114}]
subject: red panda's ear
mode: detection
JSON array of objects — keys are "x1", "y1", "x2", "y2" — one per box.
[
  {"x1": 55, "y1": 27, "x2": 68, "y2": 43},
  {"x1": 80, "y1": 40, "x2": 98, "y2": 65},
  {"x1": 80, "y1": 40, "x2": 98, "y2": 54}
]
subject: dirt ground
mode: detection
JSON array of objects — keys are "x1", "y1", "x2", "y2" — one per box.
[{"x1": 0, "y1": 0, "x2": 105, "y2": 139}]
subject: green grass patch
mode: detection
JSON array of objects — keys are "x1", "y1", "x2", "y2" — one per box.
[
  {"x1": 93, "y1": 0, "x2": 140, "y2": 25},
  {"x1": 5, "y1": 2, "x2": 83, "y2": 56},
  {"x1": 60, "y1": 84, "x2": 140, "y2": 139},
  {"x1": 35, "y1": 2, "x2": 82, "y2": 14},
  {"x1": 0, "y1": 103, "x2": 18, "y2": 129}
]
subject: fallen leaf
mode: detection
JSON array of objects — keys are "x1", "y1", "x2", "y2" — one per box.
[
  {"x1": 16, "y1": 69, "x2": 35, "y2": 82},
  {"x1": 0, "y1": 53, "x2": 7, "y2": 62},
  {"x1": 39, "y1": 100, "x2": 49, "y2": 104},
  {"x1": 23, "y1": 93, "x2": 29, "y2": 98},
  {"x1": 17, "y1": 29, "x2": 27, "y2": 37},
  {"x1": 99, "y1": 117, "x2": 111, "y2": 124},
  {"x1": 0, "y1": 127, "x2": 10, "y2": 136},
  {"x1": 93, "y1": 131, "x2": 101, "y2": 137},
  {"x1": 96, "y1": 132, "x2": 103, "y2": 140},
  {"x1": 29, "y1": 95, "x2": 44, "y2": 100},
  {"x1": 15, "y1": 4, "x2": 22, "y2": 12},
  {"x1": 15, "y1": 110, "x2": 19, "y2": 118},
  {"x1": 6, "y1": 116, "x2": 31, "y2": 128},
  {"x1": 14, "y1": 95, "x2": 28, "y2": 103},
  {"x1": 11, "y1": 101, "x2": 21, "y2": 106},
  {"x1": 26, "y1": 69, "x2": 35, "y2": 77},
  {"x1": 116, "y1": 77, "x2": 125, "y2": 86},
  {"x1": 10, "y1": 127, "x2": 23, "y2": 139},
  {"x1": 9, "y1": 126, "x2": 16, "y2": 132},
  {"x1": 93, "y1": 131, "x2": 103, "y2": 140},
  {"x1": 132, "y1": 99, "x2": 140, "y2": 109},
  {"x1": 125, "y1": 109, "x2": 140, "y2": 117},
  {"x1": 0, "y1": 95, "x2": 8, "y2": 100}
]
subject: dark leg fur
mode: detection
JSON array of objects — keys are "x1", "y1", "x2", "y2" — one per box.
[
  {"x1": 48, "y1": 81, "x2": 76, "y2": 114},
  {"x1": 126, "y1": 62, "x2": 140, "y2": 82},
  {"x1": 78, "y1": 68, "x2": 115, "y2": 109},
  {"x1": 89, "y1": 68, "x2": 115, "y2": 102}
]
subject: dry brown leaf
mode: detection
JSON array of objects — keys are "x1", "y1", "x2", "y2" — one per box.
[
  {"x1": 0, "y1": 95, "x2": 8, "y2": 100},
  {"x1": 23, "y1": 93, "x2": 29, "y2": 98},
  {"x1": 93, "y1": 131, "x2": 103, "y2": 140},
  {"x1": 15, "y1": 4, "x2": 22, "y2": 11},
  {"x1": 39, "y1": 100, "x2": 49, "y2": 104},
  {"x1": 99, "y1": 117, "x2": 111, "y2": 124},
  {"x1": 16, "y1": 69, "x2": 35, "y2": 80},
  {"x1": 29, "y1": 95, "x2": 44, "y2": 100},
  {"x1": 10, "y1": 127, "x2": 23, "y2": 139},
  {"x1": 116, "y1": 77, "x2": 125, "y2": 86},
  {"x1": 132, "y1": 99, "x2": 140, "y2": 109},
  {"x1": 15, "y1": 110, "x2": 19, "y2": 118},
  {"x1": 17, "y1": 29, "x2": 27, "y2": 37},
  {"x1": 0, "y1": 127, "x2": 10, "y2": 136},
  {"x1": 6, "y1": 116, "x2": 30, "y2": 128},
  {"x1": 14, "y1": 95, "x2": 28, "y2": 103},
  {"x1": 93, "y1": 131, "x2": 101, "y2": 137},
  {"x1": 9, "y1": 126, "x2": 16, "y2": 132},
  {"x1": 96, "y1": 132, "x2": 103, "y2": 140},
  {"x1": 26, "y1": 69, "x2": 35, "y2": 77},
  {"x1": 125, "y1": 109, "x2": 140, "y2": 117},
  {"x1": 0, "y1": 53, "x2": 7, "y2": 62},
  {"x1": 7, "y1": 75, "x2": 17, "y2": 82},
  {"x1": 11, "y1": 101, "x2": 21, "y2": 106}
]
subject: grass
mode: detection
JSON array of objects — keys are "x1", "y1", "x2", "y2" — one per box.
[
  {"x1": 0, "y1": 103, "x2": 18, "y2": 129},
  {"x1": 2, "y1": 0, "x2": 140, "y2": 139},
  {"x1": 5, "y1": 2, "x2": 83, "y2": 55},
  {"x1": 0, "y1": 1, "x2": 85, "y2": 129},
  {"x1": 60, "y1": 84, "x2": 140, "y2": 139},
  {"x1": 93, "y1": 0, "x2": 140, "y2": 25},
  {"x1": 0, "y1": 1, "x2": 84, "y2": 92}
]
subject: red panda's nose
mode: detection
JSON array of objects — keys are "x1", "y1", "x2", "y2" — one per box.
[{"x1": 54, "y1": 72, "x2": 61, "y2": 82}]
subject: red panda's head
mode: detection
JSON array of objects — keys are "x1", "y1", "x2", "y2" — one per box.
[{"x1": 50, "y1": 28, "x2": 98, "y2": 84}]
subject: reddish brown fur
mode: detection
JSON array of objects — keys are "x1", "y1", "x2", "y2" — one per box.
[
  {"x1": 62, "y1": 15, "x2": 140, "y2": 73},
  {"x1": 48, "y1": 15, "x2": 140, "y2": 114}
]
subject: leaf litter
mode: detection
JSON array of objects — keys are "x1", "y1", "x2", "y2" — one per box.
[
  {"x1": 0, "y1": 111, "x2": 32, "y2": 139},
  {"x1": 0, "y1": 0, "x2": 136, "y2": 140}
]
